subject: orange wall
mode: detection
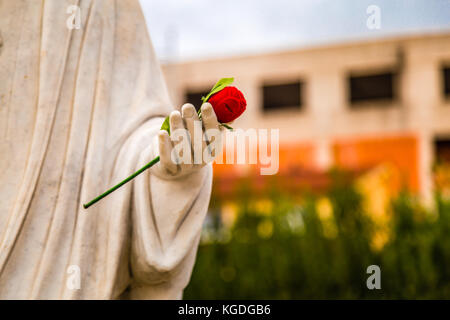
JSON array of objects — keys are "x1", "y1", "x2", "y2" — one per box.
[
  {"x1": 211, "y1": 135, "x2": 419, "y2": 193},
  {"x1": 212, "y1": 143, "x2": 316, "y2": 179},
  {"x1": 333, "y1": 134, "x2": 419, "y2": 191}
]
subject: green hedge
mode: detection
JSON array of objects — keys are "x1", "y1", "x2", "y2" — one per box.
[{"x1": 184, "y1": 175, "x2": 450, "y2": 299}]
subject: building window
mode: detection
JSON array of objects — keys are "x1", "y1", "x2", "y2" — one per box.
[
  {"x1": 435, "y1": 138, "x2": 450, "y2": 164},
  {"x1": 185, "y1": 89, "x2": 210, "y2": 110},
  {"x1": 262, "y1": 82, "x2": 302, "y2": 112},
  {"x1": 348, "y1": 72, "x2": 396, "y2": 105},
  {"x1": 443, "y1": 67, "x2": 450, "y2": 98}
]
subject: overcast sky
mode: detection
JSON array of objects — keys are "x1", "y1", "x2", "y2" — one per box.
[{"x1": 139, "y1": 0, "x2": 450, "y2": 62}]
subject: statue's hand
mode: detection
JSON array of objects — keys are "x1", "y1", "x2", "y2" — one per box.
[{"x1": 153, "y1": 103, "x2": 223, "y2": 179}]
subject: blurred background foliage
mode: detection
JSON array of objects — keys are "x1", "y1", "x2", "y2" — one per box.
[{"x1": 184, "y1": 164, "x2": 450, "y2": 299}]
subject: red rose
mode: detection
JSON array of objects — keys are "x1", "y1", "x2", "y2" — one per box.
[{"x1": 208, "y1": 86, "x2": 246, "y2": 123}]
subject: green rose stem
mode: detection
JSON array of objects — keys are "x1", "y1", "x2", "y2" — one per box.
[
  {"x1": 83, "y1": 77, "x2": 235, "y2": 209},
  {"x1": 83, "y1": 156, "x2": 160, "y2": 209}
]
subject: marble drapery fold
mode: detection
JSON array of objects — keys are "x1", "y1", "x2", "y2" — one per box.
[{"x1": 0, "y1": 0, "x2": 212, "y2": 299}]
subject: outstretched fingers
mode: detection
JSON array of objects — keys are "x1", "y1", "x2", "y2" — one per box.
[
  {"x1": 181, "y1": 103, "x2": 199, "y2": 154},
  {"x1": 201, "y1": 103, "x2": 222, "y2": 160},
  {"x1": 158, "y1": 130, "x2": 177, "y2": 175},
  {"x1": 158, "y1": 103, "x2": 223, "y2": 177},
  {"x1": 170, "y1": 110, "x2": 193, "y2": 170},
  {"x1": 201, "y1": 103, "x2": 219, "y2": 133}
]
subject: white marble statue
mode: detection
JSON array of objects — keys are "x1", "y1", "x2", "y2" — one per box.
[{"x1": 0, "y1": 0, "x2": 221, "y2": 299}]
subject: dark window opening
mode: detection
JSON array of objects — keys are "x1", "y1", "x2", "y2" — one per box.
[
  {"x1": 262, "y1": 82, "x2": 302, "y2": 112},
  {"x1": 348, "y1": 72, "x2": 396, "y2": 105},
  {"x1": 185, "y1": 89, "x2": 210, "y2": 111},
  {"x1": 435, "y1": 138, "x2": 450, "y2": 164},
  {"x1": 442, "y1": 67, "x2": 450, "y2": 97}
]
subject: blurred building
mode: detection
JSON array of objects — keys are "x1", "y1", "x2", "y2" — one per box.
[{"x1": 162, "y1": 33, "x2": 450, "y2": 199}]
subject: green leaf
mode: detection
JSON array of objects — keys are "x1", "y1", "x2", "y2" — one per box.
[
  {"x1": 160, "y1": 115, "x2": 170, "y2": 134},
  {"x1": 201, "y1": 77, "x2": 234, "y2": 103},
  {"x1": 210, "y1": 77, "x2": 234, "y2": 93}
]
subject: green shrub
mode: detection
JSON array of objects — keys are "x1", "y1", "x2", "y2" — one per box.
[{"x1": 184, "y1": 175, "x2": 450, "y2": 299}]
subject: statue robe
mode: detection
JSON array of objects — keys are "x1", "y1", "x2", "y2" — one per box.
[{"x1": 0, "y1": 0, "x2": 212, "y2": 299}]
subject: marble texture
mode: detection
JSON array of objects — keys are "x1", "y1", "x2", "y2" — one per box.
[{"x1": 0, "y1": 0, "x2": 214, "y2": 299}]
